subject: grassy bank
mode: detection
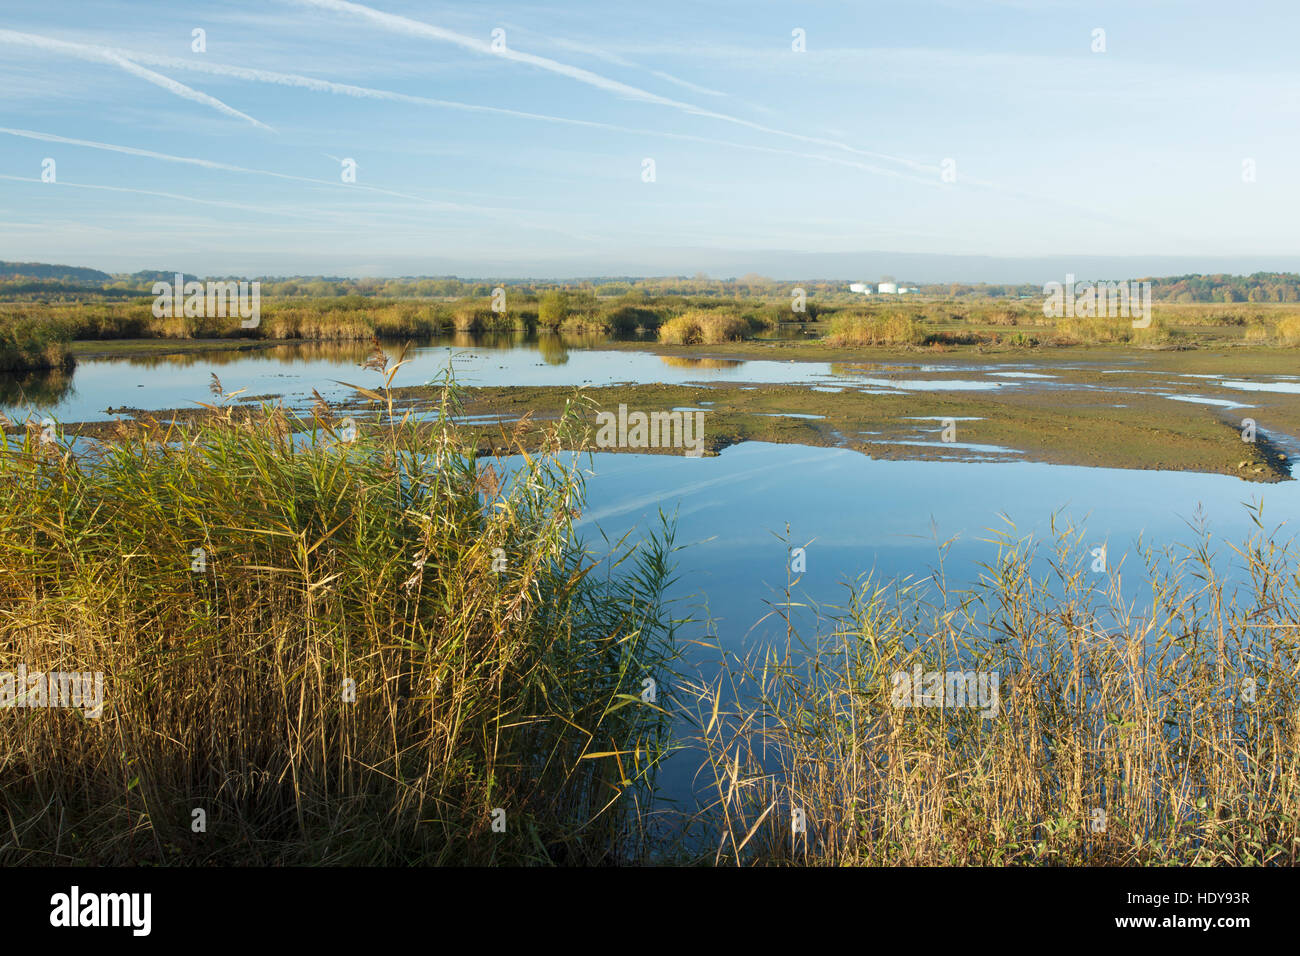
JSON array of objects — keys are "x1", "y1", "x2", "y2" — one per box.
[{"x1": 0, "y1": 367, "x2": 678, "y2": 865}]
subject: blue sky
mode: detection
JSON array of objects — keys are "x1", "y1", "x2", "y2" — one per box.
[{"x1": 1, "y1": 0, "x2": 1298, "y2": 278}]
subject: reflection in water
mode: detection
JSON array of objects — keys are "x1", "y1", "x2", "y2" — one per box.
[
  {"x1": 753, "y1": 323, "x2": 819, "y2": 340},
  {"x1": 108, "y1": 331, "x2": 618, "y2": 369},
  {"x1": 0, "y1": 368, "x2": 75, "y2": 409},
  {"x1": 0, "y1": 330, "x2": 669, "y2": 424},
  {"x1": 659, "y1": 356, "x2": 744, "y2": 370},
  {"x1": 2, "y1": 329, "x2": 1067, "y2": 424},
  {"x1": 448, "y1": 330, "x2": 525, "y2": 350},
  {"x1": 117, "y1": 340, "x2": 372, "y2": 369},
  {"x1": 571, "y1": 442, "x2": 1300, "y2": 805},
  {"x1": 537, "y1": 333, "x2": 569, "y2": 365},
  {"x1": 829, "y1": 362, "x2": 899, "y2": 376}
]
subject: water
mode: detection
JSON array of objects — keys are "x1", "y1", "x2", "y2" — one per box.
[
  {"x1": 570, "y1": 442, "x2": 1300, "y2": 808},
  {"x1": 7, "y1": 332, "x2": 1298, "y2": 424},
  {"x1": 576, "y1": 442, "x2": 1295, "y2": 646},
  {"x1": 3, "y1": 335, "x2": 1027, "y2": 423},
  {"x1": 9, "y1": 331, "x2": 1299, "y2": 813}
]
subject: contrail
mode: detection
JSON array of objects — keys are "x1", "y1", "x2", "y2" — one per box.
[
  {"x1": 285, "y1": 0, "x2": 934, "y2": 173},
  {"x1": 0, "y1": 30, "x2": 273, "y2": 131},
  {"x1": 0, "y1": 173, "x2": 398, "y2": 221},
  {"x1": 648, "y1": 70, "x2": 727, "y2": 98},
  {"x1": 111, "y1": 51, "x2": 938, "y2": 187},
  {"x1": 0, "y1": 127, "x2": 607, "y2": 241},
  {"x1": 540, "y1": 34, "x2": 729, "y2": 97},
  {"x1": 280, "y1": 2, "x2": 1141, "y2": 223},
  {"x1": 0, "y1": 173, "x2": 526, "y2": 233}
]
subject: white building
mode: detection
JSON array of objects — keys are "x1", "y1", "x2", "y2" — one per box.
[
  {"x1": 878, "y1": 281, "x2": 898, "y2": 295},
  {"x1": 849, "y1": 282, "x2": 872, "y2": 294}
]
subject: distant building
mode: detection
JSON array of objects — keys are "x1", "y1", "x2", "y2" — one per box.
[
  {"x1": 849, "y1": 282, "x2": 872, "y2": 294},
  {"x1": 878, "y1": 281, "x2": 898, "y2": 295}
]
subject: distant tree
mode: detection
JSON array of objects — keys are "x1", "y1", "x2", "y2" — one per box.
[{"x1": 538, "y1": 290, "x2": 570, "y2": 328}]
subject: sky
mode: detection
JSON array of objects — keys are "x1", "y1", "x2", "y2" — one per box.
[{"x1": 1, "y1": 0, "x2": 1299, "y2": 280}]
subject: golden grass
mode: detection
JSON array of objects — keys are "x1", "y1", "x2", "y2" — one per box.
[
  {"x1": 0, "y1": 359, "x2": 677, "y2": 865},
  {"x1": 825, "y1": 312, "x2": 926, "y2": 347},
  {"x1": 0, "y1": 313, "x2": 76, "y2": 372},
  {"x1": 682, "y1": 518, "x2": 1300, "y2": 865},
  {"x1": 659, "y1": 310, "x2": 753, "y2": 345}
]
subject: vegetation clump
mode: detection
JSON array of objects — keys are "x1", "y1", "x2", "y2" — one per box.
[
  {"x1": 659, "y1": 309, "x2": 755, "y2": 345},
  {"x1": 0, "y1": 361, "x2": 677, "y2": 865},
  {"x1": 687, "y1": 519, "x2": 1300, "y2": 865},
  {"x1": 0, "y1": 312, "x2": 76, "y2": 372}
]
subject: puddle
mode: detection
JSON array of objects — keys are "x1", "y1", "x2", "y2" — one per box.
[
  {"x1": 1219, "y1": 380, "x2": 1300, "y2": 394},
  {"x1": 866, "y1": 439, "x2": 1022, "y2": 454},
  {"x1": 1163, "y1": 395, "x2": 1251, "y2": 408}
]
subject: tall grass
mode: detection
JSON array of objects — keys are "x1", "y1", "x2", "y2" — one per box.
[
  {"x1": 14, "y1": 295, "x2": 1300, "y2": 349},
  {"x1": 684, "y1": 517, "x2": 1300, "y2": 865},
  {"x1": 825, "y1": 312, "x2": 926, "y2": 347},
  {"x1": 1051, "y1": 316, "x2": 1173, "y2": 346},
  {"x1": 0, "y1": 313, "x2": 76, "y2": 372},
  {"x1": 0, "y1": 357, "x2": 678, "y2": 865},
  {"x1": 659, "y1": 310, "x2": 754, "y2": 345},
  {"x1": 1271, "y1": 314, "x2": 1300, "y2": 345}
]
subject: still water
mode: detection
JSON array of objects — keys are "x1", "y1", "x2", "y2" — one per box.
[
  {"x1": 6, "y1": 333, "x2": 1296, "y2": 810},
  {"x1": 5, "y1": 332, "x2": 1293, "y2": 424},
  {"x1": 577, "y1": 442, "x2": 1297, "y2": 655},
  {"x1": 571, "y1": 442, "x2": 1299, "y2": 807}
]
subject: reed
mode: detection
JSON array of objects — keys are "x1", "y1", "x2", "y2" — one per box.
[
  {"x1": 0, "y1": 356, "x2": 679, "y2": 865},
  {"x1": 659, "y1": 310, "x2": 753, "y2": 345},
  {"x1": 825, "y1": 311, "x2": 926, "y2": 347},
  {"x1": 682, "y1": 516, "x2": 1300, "y2": 865},
  {"x1": 0, "y1": 312, "x2": 76, "y2": 372}
]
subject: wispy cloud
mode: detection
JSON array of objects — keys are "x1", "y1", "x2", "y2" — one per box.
[
  {"x1": 0, "y1": 172, "x2": 395, "y2": 222},
  {"x1": 275, "y1": 1, "x2": 1149, "y2": 225},
  {"x1": 0, "y1": 127, "x2": 605, "y2": 241},
  {"x1": 284, "y1": 0, "x2": 933, "y2": 173},
  {"x1": 0, "y1": 173, "x2": 527, "y2": 233},
  {"x1": 109, "y1": 50, "x2": 937, "y2": 187},
  {"x1": 537, "y1": 34, "x2": 728, "y2": 97},
  {"x1": 0, "y1": 29, "x2": 274, "y2": 131},
  {"x1": 646, "y1": 69, "x2": 726, "y2": 98}
]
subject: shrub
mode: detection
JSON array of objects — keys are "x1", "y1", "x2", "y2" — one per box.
[
  {"x1": 604, "y1": 305, "x2": 664, "y2": 335},
  {"x1": 658, "y1": 310, "x2": 752, "y2": 345},
  {"x1": 658, "y1": 314, "x2": 702, "y2": 345},
  {"x1": 1052, "y1": 316, "x2": 1133, "y2": 345},
  {"x1": 1275, "y1": 314, "x2": 1300, "y2": 345},
  {"x1": 0, "y1": 313, "x2": 76, "y2": 372},
  {"x1": 538, "y1": 291, "x2": 570, "y2": 329},
  {"x1": 824, "y1": 312, "x2": 926, "y2": 346}
]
